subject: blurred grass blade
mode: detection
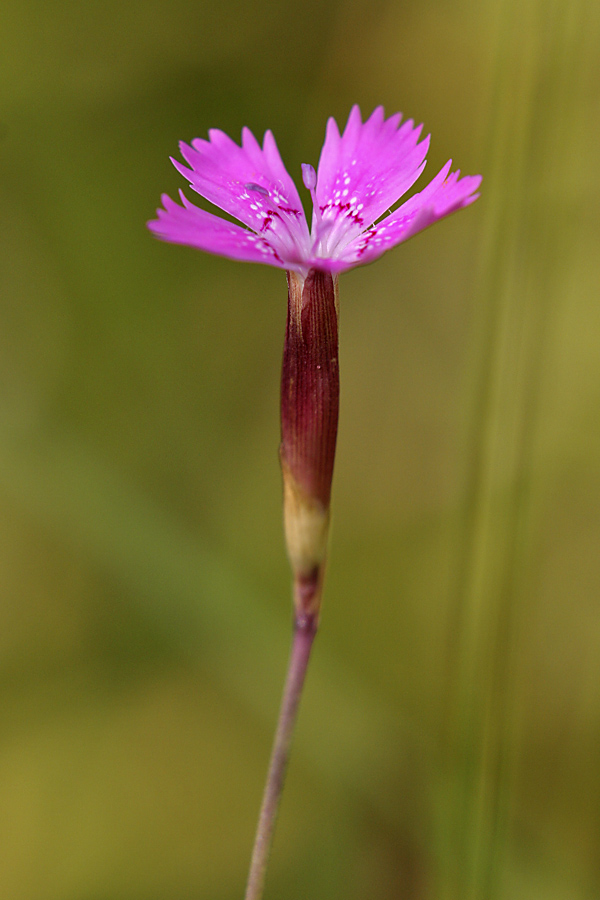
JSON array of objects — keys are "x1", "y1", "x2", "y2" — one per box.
[{"x1": 442, "y1": 0, "x2": 595, "y2": 898}]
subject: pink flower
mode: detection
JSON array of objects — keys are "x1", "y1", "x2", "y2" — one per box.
[
  {"x1": 148, "y1": 105, "x2": 481, "y2": 276},
  {"x1": 148, "y1": 106, "x2": 481, "y2": 620}
]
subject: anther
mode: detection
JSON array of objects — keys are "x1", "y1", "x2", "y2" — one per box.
[
  {"x1": 245, "y1": 183, "x2": 269, "y2": 196},
  {"x1": 301, "y1": 164, "x2": 317, "y2": 192}
]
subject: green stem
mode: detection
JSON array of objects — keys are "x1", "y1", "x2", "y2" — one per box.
[{"x1": 244, "y1": 612, "x2": 317, "y2": 900}]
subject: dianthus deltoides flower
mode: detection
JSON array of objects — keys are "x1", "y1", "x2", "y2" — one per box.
[
  {"x1": 149, "y1": 104, "x2": 480, "y2": 622},
  {"x1": 149, "y1": 104, "x2": 480, "y2": 275},
  {"x1": 148, "y1": 105, "x2": 480, "y2": 900}
]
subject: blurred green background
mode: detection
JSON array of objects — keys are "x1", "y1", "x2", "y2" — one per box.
[{"x1": 1, "y1": 0, "x2": 599, "y2": 898}]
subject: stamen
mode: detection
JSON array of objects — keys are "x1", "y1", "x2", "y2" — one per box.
[
  {"x1": 302, "y1": 163, "x2": 329, "y2": 256},
  {"x1": 301, "y1": 164, "x2": 321, "y2": 224},
  {"x1": 301, "y1": 164, "x2": 317, "y2": 192}
]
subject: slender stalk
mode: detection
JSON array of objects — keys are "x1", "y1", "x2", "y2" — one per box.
[
  {"x1": 244, "y1": 610, "x2": 318, "y2": 900},
  {"x1": 244, "y1": 267, "x2": 334, "y2": 899}
]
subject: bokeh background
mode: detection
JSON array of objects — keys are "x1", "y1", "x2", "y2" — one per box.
[{"x1": 1, "y1": 0, "x2": 599, "y2": 898}]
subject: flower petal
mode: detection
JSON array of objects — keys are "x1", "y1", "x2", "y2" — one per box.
[
  {"x1": 147, "y1": 192, "x2": 289, "y2": 268},
  {"x1": 314, "y1": 105, "x2": 430, "y2": 254},
  {"x1": 171, "y1": 127, "x2": 311, "y2": 261},
  {"x1": 335, "y1": 162, "x2": 482, "y2": 269}
]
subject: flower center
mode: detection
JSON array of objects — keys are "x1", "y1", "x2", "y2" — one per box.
[{"x1": 301, "y1": 163, "x2": 339, "y2": 258}]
